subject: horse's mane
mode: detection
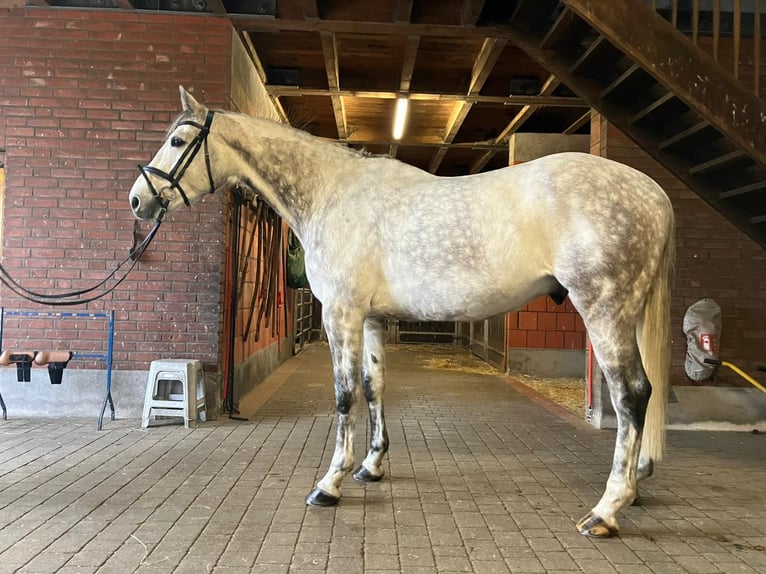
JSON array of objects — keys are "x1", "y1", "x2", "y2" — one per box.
[{"x1": 168, "y1": 108, "x2": 375, "y2": 163}]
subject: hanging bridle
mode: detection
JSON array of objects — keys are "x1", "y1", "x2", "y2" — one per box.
[
  {"x1": 137, "y1": 110, "x2": 217, "y2": 215},
  {"x1": 0, "y1": 111, "x2": 218, "y2": 306}
]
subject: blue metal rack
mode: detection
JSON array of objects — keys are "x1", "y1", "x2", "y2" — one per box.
[{"x1": 0, "y1": 307, "x2": 115, "y2": 430}]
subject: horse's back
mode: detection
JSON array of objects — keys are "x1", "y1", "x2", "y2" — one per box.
[{"x1": 308, "y1": 152, "x2": 673, "y2": 321}]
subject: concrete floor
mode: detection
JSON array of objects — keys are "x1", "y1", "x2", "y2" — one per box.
[{"x1": 0, "y1": 344, "x2": 765, "y2": 573}]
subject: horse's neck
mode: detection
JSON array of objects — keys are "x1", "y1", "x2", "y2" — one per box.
[{"x1": 217, "y1": 113, "x2": 356, "y2": 234}]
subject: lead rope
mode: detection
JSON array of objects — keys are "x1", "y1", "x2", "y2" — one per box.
[{"x1": 0, "y1": 208, "x2": 165, "y2": 306}]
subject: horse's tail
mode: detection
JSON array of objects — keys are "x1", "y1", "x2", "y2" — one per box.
[{"x1": 639, "y1": 209, "x2": 675, "y2": 461}]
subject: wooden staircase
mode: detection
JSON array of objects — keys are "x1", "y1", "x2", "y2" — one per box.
[{"x1": 503, "y1": 0, "x2": 766, "y2": 248}]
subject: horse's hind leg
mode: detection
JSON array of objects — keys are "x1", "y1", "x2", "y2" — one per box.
[
  {"x1": 306, "y1": 304, "x2": 365, "y2": 506},
  {"x1": 575, "y1": 320, "x2": 651, "y2": 538},
  {"x1": 353, "y1": 316, "x2": 389, "y2": 482}
]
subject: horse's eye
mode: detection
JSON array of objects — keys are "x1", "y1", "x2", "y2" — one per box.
[{"x1": 170, "y1": 136, "x2": 185, "y2": 147}]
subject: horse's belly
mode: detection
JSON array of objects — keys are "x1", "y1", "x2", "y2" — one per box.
[{"x1": 375, "y1": 273, "x2": 554, "y2": 321}]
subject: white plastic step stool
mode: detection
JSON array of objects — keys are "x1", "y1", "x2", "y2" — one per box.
[{"x1": 141, "y1": 359, "x2": 206, "y2": 428}]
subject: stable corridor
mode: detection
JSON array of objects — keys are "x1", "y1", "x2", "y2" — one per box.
[{"x1": 0, "y1": 345, "x2": 764, "y2": 573}]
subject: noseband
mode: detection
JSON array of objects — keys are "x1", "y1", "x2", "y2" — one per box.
[{"x1": 137, "y1": 110, "x2": 216, "y2": 219}]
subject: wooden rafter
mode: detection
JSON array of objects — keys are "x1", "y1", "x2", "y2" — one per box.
[
  {"x1": 390, "y1": 35, "x2": 421, "y2": 158},
  {"x1": 320, "y1": 31, "x2": 349, "y2": 140},
  {"x1": 469, "y1": 74, "x2": 560, "y2": 174},
  {"x1": 429, "y1": 37, "x2": 506, "y2": 172},
  {"x1": 303, "y1": 0, "x2": 319, "y2": 20},
  {"x1": 346, "y1": 138, "x2": 507, "y2": 150},
  {"x1": 205, "y1": 0, "x2": 226, "y2": 14},
  {"x1": 461, "y1": 0, "x2": 486, "y2": 25},
  {"x1": 394, "y1": 0, "x2": 414, "y2": 23},
  {"x1": 232, "y1": 17, "x2": 512, "y2": 39},
  {"x1": 266, "y1": 86, "x2": 585, "y2": 107}
]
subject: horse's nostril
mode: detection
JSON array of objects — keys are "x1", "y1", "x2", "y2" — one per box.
[{"x1": 131, "y1": 196, "x2": 140, "y2": 211}]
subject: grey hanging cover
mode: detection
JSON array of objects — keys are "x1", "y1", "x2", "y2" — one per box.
[{"x1": 682, "y1": 298, "x2": 721, "y2": 381}]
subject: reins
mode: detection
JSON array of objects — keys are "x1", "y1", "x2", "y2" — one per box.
[
  {"x1": 0, "y1": 210, "x2": 165, "y2": 306},
  {"x1": 0, "y1": 110, "x2": 217, "y2": 307}
]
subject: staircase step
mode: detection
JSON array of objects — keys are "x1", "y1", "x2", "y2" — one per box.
[
  {"x1": 688, "y1": 150, "x2": 747, "y2": 175},
  {"x1": 510, "y1": 0, "x2": 561, "y2": 28},
  {"x1": 630, "y1": 92, "x2": 675, "y2": 124},
  {"x1": 600, "y1": 63, "x2": 641, "y2": 98},
  {"x1": 658, "y1": 120, "x2": 710, "y2": 149},
  {"x1": 750, "y1": 214, "x2": 766, "y2": 224},
  {"x1": 720, "y1": 180, "x2": 766, "y2": 199},
  {"x1": 540, "y1": 7, "x2": 582, "y2": 49},
  {"x1": 569, "y1": 34, "x2": 608, "y2": 73}
]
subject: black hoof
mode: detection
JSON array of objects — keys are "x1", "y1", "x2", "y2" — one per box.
[
  {"x1": 305, "y1": 488, "x2": 340, "y2": 507},
  {"x1": 637, "y1": 458, "x2": 654, "y2": 481},
  {"x1": 353, "y1": 465, "x2": 384, "y2": 482}
]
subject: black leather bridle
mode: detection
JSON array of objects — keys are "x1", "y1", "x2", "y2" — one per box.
[
  {"x1": 0, "y1": 112, "x2": 218, "y2": 306},
  {"x1": 137, "y1": 110, "x2": 217, "y2": 217}
]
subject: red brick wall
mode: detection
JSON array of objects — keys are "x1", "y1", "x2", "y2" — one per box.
[
  {"x1": 592, "y1": 113, "x2": 766, "y2": 385},
  {"x1": 0, "y1": 8, "x2": 232, "y2": 371},
  {"x1": 507, "y1": 296, "x2": 586, "y2": 351}
]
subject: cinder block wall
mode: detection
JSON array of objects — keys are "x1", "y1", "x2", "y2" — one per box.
[
  {"x1": 0, "y1": 8, "x2": 232, "y2": 372},
  {"x1": 591, "y1": 113, "x2": 766, "y2": 385}
]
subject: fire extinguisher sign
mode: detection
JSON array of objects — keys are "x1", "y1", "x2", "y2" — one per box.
[{"x1": 701, "y1": 333, "x2": 715, "y2": 353}]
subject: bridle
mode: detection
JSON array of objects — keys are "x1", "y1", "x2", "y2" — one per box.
[
  {"x1": 0, "y1": 111, "x2": 218, "y2": 306},
  {"x1": 137, "y1": 110, "x2": 217, "y2": 219}
]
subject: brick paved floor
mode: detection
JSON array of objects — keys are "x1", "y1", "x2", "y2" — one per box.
[{"x1": 0, "y1": 344, "x2": 765, "y2": 573}]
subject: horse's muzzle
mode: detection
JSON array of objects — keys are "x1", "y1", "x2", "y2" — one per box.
[{"x1": 129, "y1": 187, "x2": 162, "y2": 221}]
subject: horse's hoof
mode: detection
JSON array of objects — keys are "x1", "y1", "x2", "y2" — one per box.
[
  {"x1": 353, "y1": 465, "x2": 384, "y2": 482},
  {"x1": 637, "y1": 457, "x2": 654, "y2": 481},
  {"x1": 576, "y1": 512, "x2": 619, "y2": 538},
  {"x1": 305, "y1": 488, "x2": 340, "y2": 507},
  {"x1": 631, "y1": 492, "x2": 641, "y2": 506}
]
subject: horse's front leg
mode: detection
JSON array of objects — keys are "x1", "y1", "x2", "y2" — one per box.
[
  {"x1": 306, "y1": 305, "x2": 365, "y2": 506},
  {"x1": 353, "y1": 316, "x2": 389, "y2": 482}
]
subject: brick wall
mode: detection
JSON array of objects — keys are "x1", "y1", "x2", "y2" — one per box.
[
  {"x1": 592, "y1": 113, "x2": 766, "y2": 385},
  {"x1": 0, "y1": 8, "x2": 232, "y2": 371},
  {"x1": 507, "y1": 297, "x2": 586, "y2": 351}
]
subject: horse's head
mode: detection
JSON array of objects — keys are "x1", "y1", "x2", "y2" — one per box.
[{"x1": 129, "y1": 86, "x2": 217, "y2": 221}]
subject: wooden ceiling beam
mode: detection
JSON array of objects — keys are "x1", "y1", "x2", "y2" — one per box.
[
  {"x1": 343, "y1": 138, "x2": 508, "y2": 150},
  {"x1": 394, "y1": 0, "x2": 414, "y2": 23},
  {"x1": 320, "y1": 31, "x2": 349, "y2": 140},
  {"x1": 303, "y1": 0, "x2": 319, "y2": 20},
  {"x1": 469, "y1": 74, "x2": 560, "y2": 173},
  {"x1": 266, "y1": 86, "x2": 585, "y2": 107},
  {"x1": 461, "y1": 0, "x2": 486, "y2": 25},
  {"x1": 430, "y1": 37, "x2": 507, "y2": 173},
  {"x1": 205, "y1": 0, "x2": 226, "y2": 14},
  {"x1": 391, "y1": 35, "x2": 421, "y2": 159},
  {"x1": 399, "y1": 35, "x2": 420, "y2": 93},
  {"x1": 231, "y1": 16, "x2": 512, "y2": 39}
]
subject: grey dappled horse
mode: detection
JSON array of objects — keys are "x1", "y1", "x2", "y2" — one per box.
[{"x1": 130, "y1": 88, "x2": 675, "y2": 538}]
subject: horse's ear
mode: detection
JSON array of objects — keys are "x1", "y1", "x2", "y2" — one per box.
[{"x1": 179, "y1": 86, "x2": 204, "y2": 115}]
